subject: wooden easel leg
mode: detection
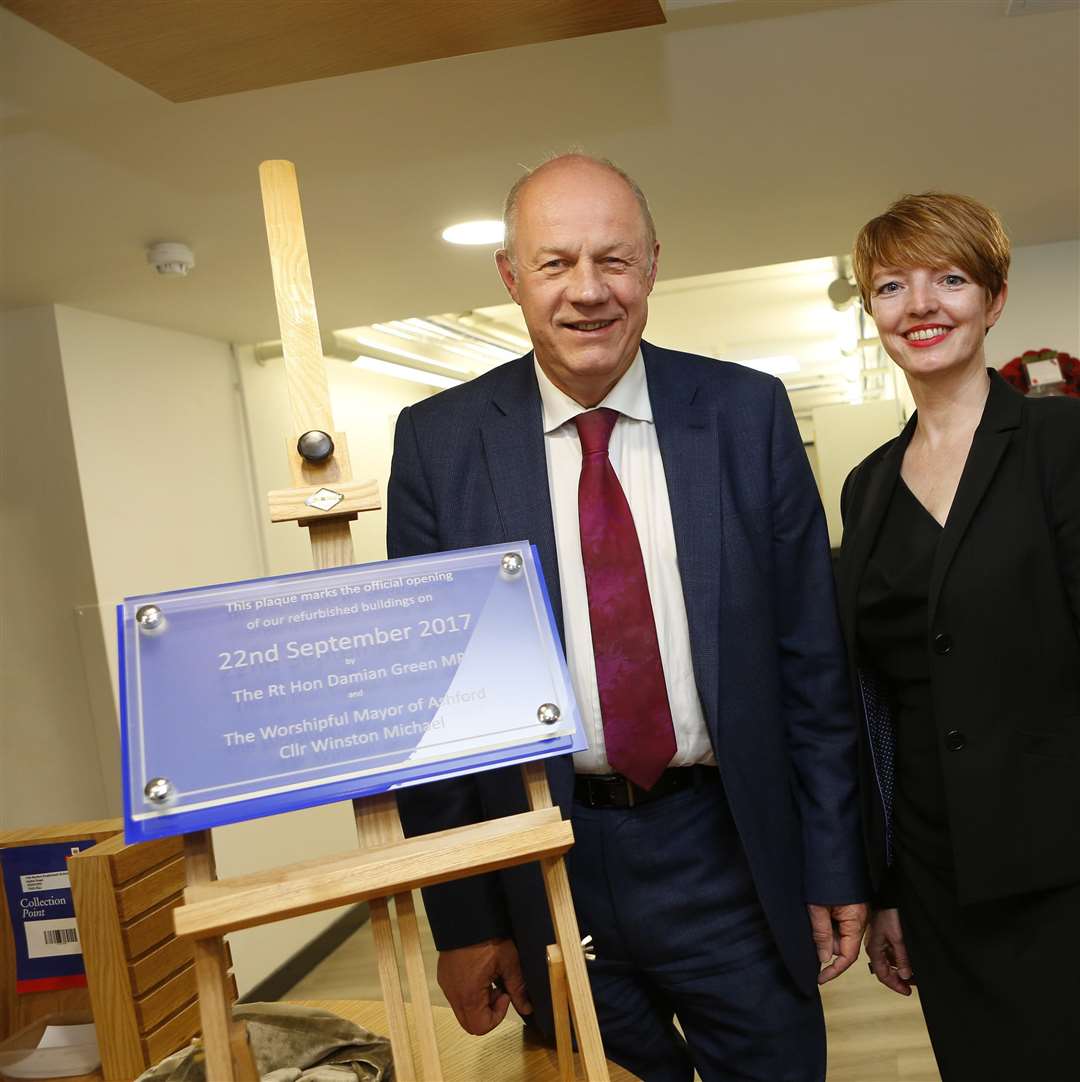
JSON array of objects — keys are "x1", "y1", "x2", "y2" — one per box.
[
  {"x1": 393, "y1": 889, "x2": 443, "y2": 1080},
  {"x1": 191, "y1": 938, "x2": 241, "y2": 1082},
  {"x1": 183, "y1": 832, "x2": 258, "y2": 1082},
  {"x1": 367, "y1": 895, "x2": 416, "y2": 1080},
  {"x1": 547, "y1": 944, "x2": 576, "y2": 1082},
  {"x1": 539, "y1": 855, "x2": 609, "y2": 1082},
  {"x1": 354, "y1": 795, "x2": 443, "y2": 1080},
  {"x1": 521, "y1": 764, "x2": 609, "y2": 1082}
]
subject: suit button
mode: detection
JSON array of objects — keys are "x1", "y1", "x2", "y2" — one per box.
[
  {"x1": 932, "y1": 632, "x2": 953, "y2": 655},
  {"x1": 945, "y1": 729, "x2": 966, "y2": 751}
]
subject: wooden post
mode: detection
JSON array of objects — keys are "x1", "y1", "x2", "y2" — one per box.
[
  {"x1": 258, "y1": 158, "x2": 439, "y2": 1080},
  {"x1": 354, "y1": 795, "x2": 443, "y2": 1080},
  {"x1": 546, "y1": 944, "x2": 575, "y2": 1082},
  {"x1": 183, "y1": 832, "x2": 256, "y2": 1082},
  {"x1": 522, "y1": 764, "x2": 607, "y2": 1081}
]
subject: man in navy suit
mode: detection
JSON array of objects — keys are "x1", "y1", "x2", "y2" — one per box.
[{"x1": 387, "y1": 154, "x2": 867, "y2": 1081}]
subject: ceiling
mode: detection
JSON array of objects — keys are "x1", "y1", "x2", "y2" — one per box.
[
  {"x1": 2, "y1": 0, "x2": 1077, "y2": 346},
  {"x1": 0, "y1": 0, "x2": 666, "y2": 101}
]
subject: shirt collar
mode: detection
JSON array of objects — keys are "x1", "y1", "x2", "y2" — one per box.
[{"x1": 534, "y1": 349, "x2": 652, "y2": 434}]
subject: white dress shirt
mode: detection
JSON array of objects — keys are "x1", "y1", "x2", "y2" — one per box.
[{"x1": 535, "y1": 350, "x2": 714, "y2": 774}]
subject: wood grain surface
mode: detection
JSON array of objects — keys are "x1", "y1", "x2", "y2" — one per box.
[
  {"x1": 174, "y1": 810, "x2": 573, "y2": 939},
  {"x1": 1, "y1": 1, "x2": 667, "y2": 101}
]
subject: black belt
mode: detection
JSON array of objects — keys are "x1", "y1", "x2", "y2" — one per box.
[{"x1": 573, "y1": 765, "x2": 719, "y2": 809}]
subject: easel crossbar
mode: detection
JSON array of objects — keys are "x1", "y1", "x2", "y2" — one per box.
[{"x1": 173, "y1": 808, "x2": 571, "y2": 940}]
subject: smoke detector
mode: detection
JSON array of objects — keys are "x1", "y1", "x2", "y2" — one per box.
[{"x1": 146, "y1": 241, "x2": 195, "y2": 277}]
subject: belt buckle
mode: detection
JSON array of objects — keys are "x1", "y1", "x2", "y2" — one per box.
[{"x1": 622, "y1": 777, "x2": 636, "y2": 808}]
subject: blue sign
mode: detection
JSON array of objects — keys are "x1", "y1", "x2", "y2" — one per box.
[
  {"x1": 0, "y1": 841, "x2": 92, "y2": 993},
  {"x1": 120, "y1": 544, "x2": 585, "y2": 841}
]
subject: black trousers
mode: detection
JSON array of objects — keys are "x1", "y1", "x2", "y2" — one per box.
[{"x1": 897, "y1": 842, "x2": 1080, "y2": 1082}]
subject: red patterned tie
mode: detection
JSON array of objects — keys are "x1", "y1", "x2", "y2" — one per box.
[{"x1": 574, "y1": 408, "x2": 676, "y2": 790}]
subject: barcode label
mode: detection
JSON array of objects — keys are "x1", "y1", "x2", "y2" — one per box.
[
  {"x1": 44, "y1": 927, "x2": 79, "y2": 945},
  {"x1": 24, "y1": 918, "x2": 82, "y2": 959}
]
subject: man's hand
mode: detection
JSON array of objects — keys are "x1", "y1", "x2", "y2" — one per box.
[
  {"x1": 864, "y1": 907, "x2": 913, "y2": 995},
  {"x1": 437, "y1": 937, "x2": 533, "y2": 1035},
  {"x1": 807, "y1": 902, "x2": 868, "y2": 984}
]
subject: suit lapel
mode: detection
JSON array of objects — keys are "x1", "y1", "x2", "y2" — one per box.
[
  {"x1": 642, "y1": 342, "x2": 723, "y2": 727},
  {"x1": 839, "y1": 416, "x2": 913, "y2": 653},
  {"x1": 480, "y1": 355, "x2": 564, "y2": 644},
  {"x1": 928, "y1": 372, "x2": 1023, "y2": 626}
]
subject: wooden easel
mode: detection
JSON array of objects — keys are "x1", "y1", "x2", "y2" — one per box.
[{"x1": 170, "y1": 161, "x2": 608, "y2": 1081}]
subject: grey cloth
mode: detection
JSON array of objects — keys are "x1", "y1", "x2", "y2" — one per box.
[{"x1": 135, "y1": 1003, "x2": 393, "y2": 1082}]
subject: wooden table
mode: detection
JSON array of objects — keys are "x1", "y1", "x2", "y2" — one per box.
[{"x1": 3, "y1": 999, "x2": 638, "y2": 1082}]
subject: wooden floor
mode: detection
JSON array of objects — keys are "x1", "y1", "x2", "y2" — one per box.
[{"x1": 284, "y1": 898, "x2": 940, "y2": 1082}]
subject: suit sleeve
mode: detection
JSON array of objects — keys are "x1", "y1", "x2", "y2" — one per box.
[
  {"x1": 386, "y1": 406, "x2": 512, "y2": 949},
  {"x1": 768, "y1": 379, "x2": 869, "y2": 904}
]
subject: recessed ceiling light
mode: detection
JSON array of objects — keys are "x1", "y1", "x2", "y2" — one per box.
[{"x1": 442, "y1": 220, "x2": 504, "y2": 245}]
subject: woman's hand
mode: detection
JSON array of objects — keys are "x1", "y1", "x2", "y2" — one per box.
[{"x1": 865, "y1": 908, "x2": 914, "y2": 995}]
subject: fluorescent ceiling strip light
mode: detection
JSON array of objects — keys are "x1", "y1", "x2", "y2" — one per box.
[
  {"x1": 739, "y1": 355, "x2": 801, "y2": 376},
  {"x1": 352, "y1": 355, "x2": 463, "y2": 389},
  {"x1": 403, "y1": 317, "x2": 459, "y2": 340},
  {"x1": 346, "y1": 331, "x2": 453, "y2": 369},
  {"x1": 403, "y1": 317, "x2": 521, "y2": 361},
  {"x1": 371, "y1": 321, "x2": 429, "y2": 343},
  {"x1": 451, "y1": 315, "x2": 532, "y2": 352}
]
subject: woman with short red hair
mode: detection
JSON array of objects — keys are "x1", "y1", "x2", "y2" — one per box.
[{"x1": 837, "y1": 192, "x2": 1080, "y2": 1082}]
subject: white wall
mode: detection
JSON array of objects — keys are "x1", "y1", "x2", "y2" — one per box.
[
  {"x1": 0, "y1": 306, "x2": 111, "y2": 830},
  {"x1": 988, "y1": 240, "x2": 1079, "y2": 367},
  {"x1": 54, "y1": 306, "x2": 265, "y2": 690},
  {"x1": 813, "y1": 400, "x2": 906, "y2": 548}
]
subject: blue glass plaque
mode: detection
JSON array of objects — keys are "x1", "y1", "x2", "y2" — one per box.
[{"x1": 119, "y1": 544, "x2": 585, "y2": 841}]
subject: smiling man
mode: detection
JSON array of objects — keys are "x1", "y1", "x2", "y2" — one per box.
[
  {"x1": 494, "y1": 156, "x2": 658, "y2": 407},
  {"x1": 387, "y1": 154, "x2": 867, "y2": 1081}
]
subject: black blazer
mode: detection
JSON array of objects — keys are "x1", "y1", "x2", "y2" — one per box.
[{"x1": 837, "y1": 371, "x2": 1080, "y2": 905}]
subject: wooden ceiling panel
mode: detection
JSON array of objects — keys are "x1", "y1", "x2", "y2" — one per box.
[{"x1": 1, "y1": 0, "x2": 668, "y2": 102}]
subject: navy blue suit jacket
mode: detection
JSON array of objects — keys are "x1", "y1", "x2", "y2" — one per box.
[{"x1": 386, "y1": 342, "x2": 866, "y2": 1035}]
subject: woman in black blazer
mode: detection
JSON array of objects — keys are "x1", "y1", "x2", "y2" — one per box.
[{"x1": 837, "y1": 192, "x2": 1080, "y2": 1082}]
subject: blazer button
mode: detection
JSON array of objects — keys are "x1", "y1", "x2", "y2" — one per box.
[
  {"x1": 932, "y1": 632, "x2": 953, "y2": 655},
  {"x1": 945, "y1": 729, "x2": 966, "y2": 751}
]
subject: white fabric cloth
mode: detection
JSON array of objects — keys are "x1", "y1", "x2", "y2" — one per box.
[{"x1": 534, "y1": 350, "x2": 714, "y2": 774}]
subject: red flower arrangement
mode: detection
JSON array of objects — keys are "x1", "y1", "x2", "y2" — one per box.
[{"x1": 998, "y1": 349, "x2": 1080, "y2": 399}]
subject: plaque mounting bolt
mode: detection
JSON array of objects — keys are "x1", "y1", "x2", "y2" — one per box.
[
  {"x1": 537, "y1": 703, "x2": 561, "y2": 725},
  {"x1": 501, "y1": 552, "x2": 524, "y2": 578},
  {"x1": 144, "y1": 777, "x2": 175, "y2": 804},
  {"x1": 135, "y1": 604, "x2": 166, "y2": 635}
]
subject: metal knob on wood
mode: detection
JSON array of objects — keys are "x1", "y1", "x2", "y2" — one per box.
[{"x1": 297, "y1": 430, "x2": 334, "y2": 464}]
